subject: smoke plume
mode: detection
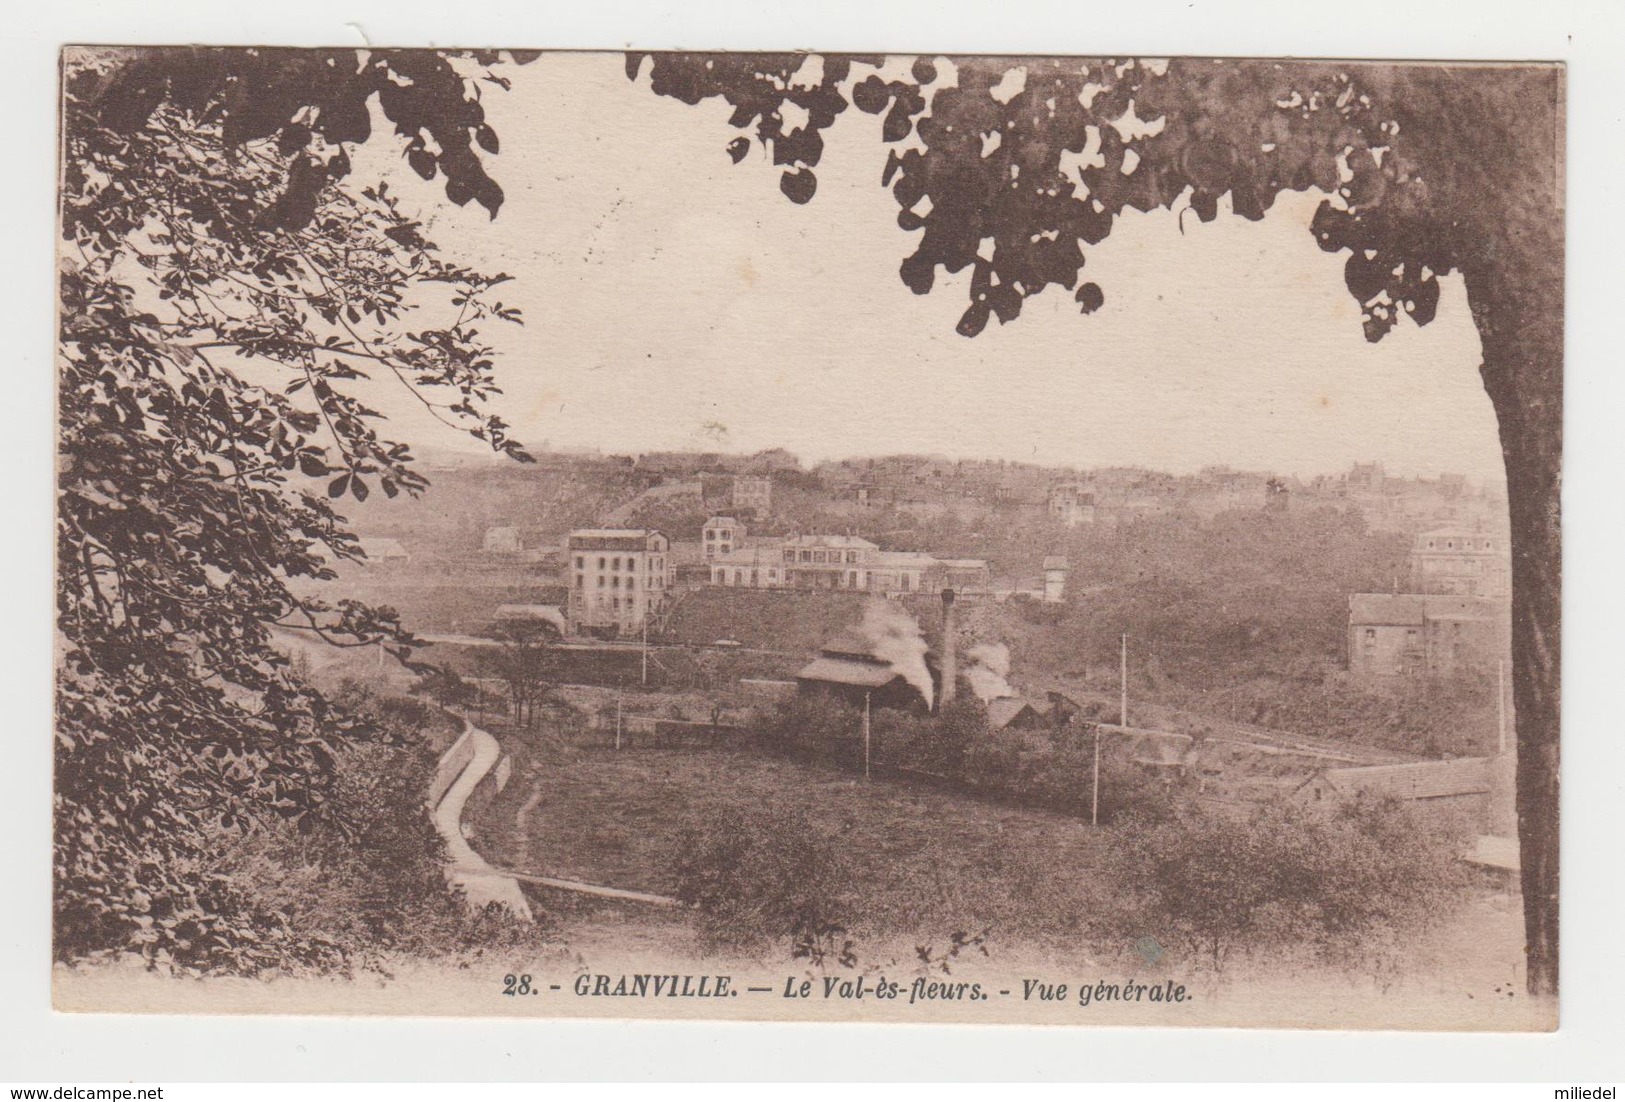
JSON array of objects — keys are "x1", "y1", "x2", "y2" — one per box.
[
  {"x1": 860, "y1": 599, "x2": 933, "y2": 707},
  {"x1": 963, "y1": 642, "x2": 1017, "y2": 703}
]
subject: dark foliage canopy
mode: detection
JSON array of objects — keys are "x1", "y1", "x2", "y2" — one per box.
[
  {"x1": 56, "y1": 47, "x2": 531, "y2": 971},
  {"x1": 631, "y1": 54, "x2": 1554, "y2": 346}
]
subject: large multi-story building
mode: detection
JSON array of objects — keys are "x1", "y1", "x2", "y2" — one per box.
[
  {"x1": 1410, "y1": 527, "x2": 1511, "y2": 599},
  {"x1": 707, "y1": 534, "x2": 989, "y2": 596},
  {"x1": 1348, "y1": 593, "x2": 1505, "y2": 678},
  {"x1": 566, "y1": 528, "x2": 670, "y2": 636}
]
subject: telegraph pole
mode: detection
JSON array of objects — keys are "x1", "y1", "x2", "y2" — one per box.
[
  {"x1": 641, "y1": 613, "x2": 649, "y2": 687},
  {"x1": 1091, "y1": 723, "x2": 1101, "y2": 828},
  {"x1": 863, "y1": 692, "x2": 872, "y2": 782},
  {"x1": 1120, "y1": 632, "x2": 1129, "y2": 728},
  {"x1": 1095, "y1": 633, "x2": 1126, "y2": 828},
  {"x1": 1497, "y1": 658, "x2": 1508, "y2": 756},
  {"x1": 615, "y1": 689, "x2": 623, "y2": 751}
]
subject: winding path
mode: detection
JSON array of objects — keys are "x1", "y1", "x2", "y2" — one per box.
[
  {"x1": 431, "y1": 721, "x2": 535, "y2": 920},
  {"x1": 431, "y1": 718, "x2": 678, "y2": 915}
]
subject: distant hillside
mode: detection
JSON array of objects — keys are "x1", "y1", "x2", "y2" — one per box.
[{"x1": 339, "y1": 462, "x2": 652, "y2": 555}]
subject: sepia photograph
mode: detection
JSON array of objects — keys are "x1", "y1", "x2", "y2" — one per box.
[{"x1": 51, "y1": 42, "x2": 1564, "y2": 1032}]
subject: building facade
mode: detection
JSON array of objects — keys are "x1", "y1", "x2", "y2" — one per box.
[
  {"x1": 701, "y1": 516, "x2": 743, "y2": 560},
  {"x1": 1047, "y1": 483, "x2": 1097, "y2": 527},
  {"x1": 1042, "y1": 555, "x2": 1069, "y2": 603},
  {"x1": 482, "y1": 526, "x2": 523, "y2": 555},
  {"x1": 1410, "y1": 527, "x2": 1511, "y2": 598},
  {"x1": 567, "y1": 528, "x2": 670, "y2": 636},
  {"x1": 732, "y1": 475, "x2": 772, "y2": 514},
  {"x1": 707, "y1": 534, "x2": 988, "y2": 596},
  {"x1": 1348, "y1": 592, "x2": 1505, "y2": 678}
]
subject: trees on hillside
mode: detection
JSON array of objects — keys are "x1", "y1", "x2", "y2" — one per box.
[
  {"x1": 1108, "y1": 797, "x2": 1463, "y2": 973},
  {"x1": 1014, "y1": 507, "x2": 1410, "y2": 683},
  {"x1": 477, "y1": 621, "x2": 559, "y2": 728},
  {"x1": 632, "y1": 54, "x2": 1562, "y2": 995},
  {"x1": 56, "y1": 47, "x2": 532, "y2": 969}
]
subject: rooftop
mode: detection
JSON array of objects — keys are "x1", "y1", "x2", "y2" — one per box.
[
  {"x1": 988, "y1": 697, "x2": 1046, "y2": 729},
  {"x1": 570, "y1": 527, "x2": 661, "y2": 539},
  {"x1": 358, "y1": 537, "x2": 408, "y2": 559},
  {"x1": 1463, "y1": 834, "x2": 1520, "y2": 872},
  {"x1": 711, "y1": 546, "x2": 779, "y2": 565},
  {"x1": 795, "y1": 655, "x2": 901, "y2": 689},
  {"x1": 783, "y1": 534, "x2": 879, "y2": 550},
  {"x1": 569, "y1": 528, "x2": 667, "y2": 550},
  {"x1": 1311, "y1": 758, "x2": 1492, "y2": 800},
  {"x1": 872, "y1": 550, "x2": 942, "y2": 567},
  {"x1": 494, "y1": 604, "x2": 568, "y2": 630}
]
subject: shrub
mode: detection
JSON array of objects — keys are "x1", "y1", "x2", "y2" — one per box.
[
  {"x1": 762, "y1": 692, "x2": 861, "y2": 765},
  {"x1": 182, "y1": 693, "x2": 547, "y2": 976},
  {"x1": 668, "y1": 806, "x2": 854, "y2": 960},
  {"x1": 1103, "y1": 796, "x2": 1463, "y2": 972}
]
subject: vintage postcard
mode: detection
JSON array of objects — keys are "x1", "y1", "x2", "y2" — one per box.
[{"x1": 53, "y1": 47, "x2": 1562, "y2": 1029}]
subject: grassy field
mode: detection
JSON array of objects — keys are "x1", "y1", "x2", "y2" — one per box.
[
  {"x1": 447, "y1": 722, "x2": 1539, "y2": 1025},
  {"x1": 468, "y1": 735, "x2": 1112, "y2": 948}
]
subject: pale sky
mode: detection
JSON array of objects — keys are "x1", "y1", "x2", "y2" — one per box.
[{"x1": 348, "y1": 52, "x2": 1504, "y2": 482}]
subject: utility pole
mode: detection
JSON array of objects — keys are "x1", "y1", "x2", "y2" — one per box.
[
  {"x1": 1120, "y1": 632, "x2": 1129, "y2": 728},
  {"x1": 1095, "y1": 633, "x2": 1125, "y2": 829},
  {"x1": 641, "y1": 613, "x2": 649, "y2": 688},
  {"x1": 1497, "y1": 658, "x2": 1508, "y2": 756},
  {"x1": 1091, "y1": 723, "x2": 1101, "y2": 828},
  {"x1": 863, "y1": 692, "x2": 872, "y2": 782},
  {"x1": 615, "y1": 689, "x2": 623, "y2": 752}
]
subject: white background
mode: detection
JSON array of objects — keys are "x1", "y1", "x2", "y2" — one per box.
[{"x1": 2, "y1": 0, "x2": 1621, "y2": 1084}]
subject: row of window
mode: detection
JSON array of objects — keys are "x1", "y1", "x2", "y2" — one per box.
[
  {"x1": 579, "y1": 595, "x2": 657, "y2": 614},
  {"x1": 783, "y1": 548, "x2": 862, "y2": 564},
  {"x1": 1422, "y1": 537, "x2": 1496, "y2": 552},
  {"x1": 710, "y1": 568, "x2": 921, "y2": 591},
  {"x1": 1361, "y1": 621, "x2": 1471, "y2": 646},
  {"x1": 575, "y1": 555, "x2": 664, "y2": 574}
]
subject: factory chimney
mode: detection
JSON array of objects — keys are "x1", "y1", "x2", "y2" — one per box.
[{"x1": 939, "y1": 587, "x2": 957, "y2": 709}]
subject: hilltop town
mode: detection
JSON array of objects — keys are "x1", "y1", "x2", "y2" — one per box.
[
  {"x1": 294, "y1": 442, "x2": 1523, "y2": 989},
  {"x1": 331, "y1": 445, "x2": 1512, "y2": 763}
]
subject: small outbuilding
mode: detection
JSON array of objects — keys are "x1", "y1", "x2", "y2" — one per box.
[{"x1": 1295, "y1": 757, "x2": 1493, "y2": 830}]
